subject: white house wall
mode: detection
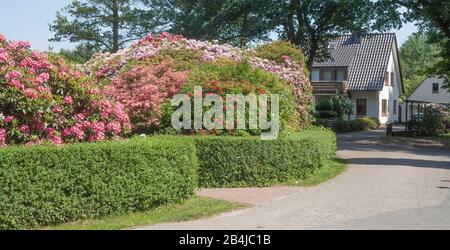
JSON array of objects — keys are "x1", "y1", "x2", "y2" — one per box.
[
  {"x1": 349, "y1": 91, "x2": 379, "y2": 120},
  {"x1": 378, "y1": 49, "x2": 401, "y2": 124},
  {"x1": 408, "y1": 77, "x2": 450, "y2": 104}
]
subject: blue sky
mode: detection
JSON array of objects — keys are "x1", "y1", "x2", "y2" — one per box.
[{"x1": 0, "y1": 0, "x2": 418, "y2": 51}]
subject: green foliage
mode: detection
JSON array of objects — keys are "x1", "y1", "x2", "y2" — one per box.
[
  {"x1": 356, "y1": 117, "x2": 380, "y2": 130},
  {"x1": 408, "y1": 106, "x2": 446, "y2": 136},
  {"x1": 154, "y1": 0, "x2": 276, "y2": 47},
  {"x1": 275, "y1": 0, "x2": 402, "y2": 66},
  {"x1": 195, "y1": 130, "x2": 336, "y2": 187},
  {"x1": 254, "y1": 40, "x2": 305, "y2": 65},
  {"x1": 146, "y1": 48, "x2": 206, "y2": 71},
  {"x1": 315, "y1": 99, "x2": 333, "y2": 112},
  {"x1": 0, "y1": 137, "x2": 198, "y2": 229},
  {"x1": 333, "y1": 117, "x2": 379, "y2": 133},
  {"x1": 316, "y1": 111, "x2": 338, "y2": 119},
  {"x1": 400, "y1": 33, "x2": 442, "y2": 97},
  {"x1": 329, "y1": 93, "x2": 353, "y2": 119},
  {"x1": 180, "y1": 60, "x2": 301, "y2": 134},
  {"x1": 57, "y1": 47, "x2": 92, "y2": 64},
  {"x1": 49, "y1": 0, "x2": 162, "y2": 54},
  {"x1": 401, "y1": 1, "x2": 450, "y2": 89}
]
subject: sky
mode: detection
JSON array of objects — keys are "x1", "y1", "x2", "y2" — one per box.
[{"x1": 0, "y1": 0, "x2": 419, "y2": 52}]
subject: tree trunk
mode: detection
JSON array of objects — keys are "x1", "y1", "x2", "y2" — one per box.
[
  {"x1": 307, "y1": 38, "x2": 318, "y2": 68},
  {"x1": 112, "y1": 0, "x2": 120, "y2": 53}
]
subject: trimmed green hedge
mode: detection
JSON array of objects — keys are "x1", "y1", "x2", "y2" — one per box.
[
  {"x1": 195, "y1": 129, "x2": 336, "y2": 188},
  {"x1": 0, "y1": 137, "x2": 198, "y2": 230},
  {"x1": 0, "y1": 130, "x2": 337, "y2": 229}
]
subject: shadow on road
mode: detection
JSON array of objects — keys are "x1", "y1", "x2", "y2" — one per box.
[{"x1": 348, "y1": 157, "x2": 450, "y2": 170}]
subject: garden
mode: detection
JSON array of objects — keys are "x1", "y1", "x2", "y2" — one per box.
[
  {"x1": 313, "y1": 94, "x2": 380, "y2": 133},
  {"x1": 0, "y1": 33, "x2": 339, "y2": 229}
]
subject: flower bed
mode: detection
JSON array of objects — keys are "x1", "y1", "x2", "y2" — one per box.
[{"x1": 0, "y1": 35, "x2": 130, "y2": 146}]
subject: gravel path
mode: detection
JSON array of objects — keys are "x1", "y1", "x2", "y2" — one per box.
[{"x1": 139, "y1": 129, "x2": 450, "y2": 230}]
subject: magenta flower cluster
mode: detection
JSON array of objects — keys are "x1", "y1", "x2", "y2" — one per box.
[{"x1": 0, "y1": 34, "x2": 131, "y2": 147}]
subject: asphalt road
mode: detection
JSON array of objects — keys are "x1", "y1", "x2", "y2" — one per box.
[{"x1": 140, "y1": 130, "x2": 450, "y2": 230}]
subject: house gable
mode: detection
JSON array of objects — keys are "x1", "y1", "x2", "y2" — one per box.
[
  {"x1": 408, "y1": 77, "x2": 450, "y2": 104},
  {"x1": 311, "y1": 33, "x2": 398, "y2": 92}
]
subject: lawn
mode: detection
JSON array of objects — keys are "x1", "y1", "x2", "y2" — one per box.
[
  {"x1": 285, "y1": 158, "x2": 347, "y2": 186},
  {"x1": 43, "y1": 197, "x2": 245, "y2": 230}
]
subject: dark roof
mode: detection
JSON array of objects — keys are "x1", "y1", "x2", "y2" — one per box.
[{"x1": 312, "y1": 33, "x2": 397, "y2": 91}]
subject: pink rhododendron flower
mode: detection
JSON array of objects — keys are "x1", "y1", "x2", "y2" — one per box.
[
  {"x1": 107, "y1": 122, "x2": 122, "y2": 135},
  {"x1": 19, "y1": 125, "x2": 30, "y2": 134},
  {"x1": 5, "y1": 70, "x2": 21, "y2": 82},
  {"x1": 4, "y1": 115, "x2": 14, "y2": 123},
  {"x1": 52, "y1": 106, "x2": 63, "y2": 113},
  {"x1": 24, "y1": 89, "x2": 39, "y2": 100},
  {"x1": 0, "y1": 128, "x2": 7, "y2": 147},
  {"x1": 64, "y1": 96, "x2": 73, "y2": 105}
]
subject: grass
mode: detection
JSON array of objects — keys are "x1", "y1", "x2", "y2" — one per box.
[
  {"x1": 285, "y1": 158, "x2": 347, "y2": 186},
  {"x1": 42, "y1": 197, "x2": 245, "y2": 230}
]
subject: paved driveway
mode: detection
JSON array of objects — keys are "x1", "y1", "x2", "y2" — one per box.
[{"x1": 140, "y1": 130, "x2": 450, "y2": 230}]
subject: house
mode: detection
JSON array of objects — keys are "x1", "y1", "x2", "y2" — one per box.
[
  {"x1": 311, "y1": 33, "x2": 404, "y2": 124},
  {"x1": 403, "y1": 77, "x2": 450, "y2": 122}
]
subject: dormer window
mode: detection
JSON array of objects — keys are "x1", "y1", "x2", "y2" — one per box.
[
  {"x1": 328, "y1": 41, "x2": 337, "y2": 49},
  {"x1": 432, "y1": 83, "x2": 439, "y2": 93},
  {"x1": 311, "y1": 68, "x2": 347, "y2": 82}
]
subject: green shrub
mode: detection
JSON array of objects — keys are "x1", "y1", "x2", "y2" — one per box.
[
  {"x1": 254, "y1": 41, "x2": 306, "y2": 65},
  {"x1": 316, "y1": 111, "x2": 338, "y2": 119},
  {"x1": 357, "y1": 117, "x2": 379, "y2": 130},
  {"x1": 195, "y1": 130, "x2": 336, "y2": 187},
  {"x1": 408, "y1": 106, "x2": 446, "y2": 136},
  {"x1": 178, "y1": 60, "x2": 301, "y2": 134},
  {"x1": 0, "y1": 137, "x2": 198, "y2": 229},
  {"x1": 315, "y1": 100, "x2": 333, "y2": 111},
  {"x1": 334, "y1": 117, "x2": 379, "y2": 133}
]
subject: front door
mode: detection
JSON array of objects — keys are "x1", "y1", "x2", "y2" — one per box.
[
  {"x1": 398, "y1": 105, "x2": 402, "y2": 123},
  {"x1": 356, "y1": 99, "x2": 367, "y2": 117}
]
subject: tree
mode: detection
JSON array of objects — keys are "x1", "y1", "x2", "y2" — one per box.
[
  {"x1": 400, "y1": 33, "x2": 442, "y2": 97},
  {"x1": 49, "y1": 0, "x2": 163, "y2": 57},
  {"x1": 399, "y1": 0, "x2": 450, "y2": 89},
  {"x1": 152, "y1": 0, "x2": 276, "y2": 47},
  {"x1": 330, "y1": 93, "x2": 353, "y2": 119},
  {"x1": 274, "y1": 0, "x2": 403, "y2": 67}
]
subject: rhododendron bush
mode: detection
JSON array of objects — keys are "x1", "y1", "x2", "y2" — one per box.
[
  {"x1": 85, "y1": 33, "x2": 312, "y2": 133},
  {"x1": 0, "y1": 34, "x2": 130, "y2": 146}
]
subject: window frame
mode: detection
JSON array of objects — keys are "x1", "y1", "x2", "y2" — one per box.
[
  {"x1": 385, "y1": 72, "x2": 390, "y2": 86},
  {"x1": 432, "y1": 83, "x2": 440, "y2": 93},
  {"x1": 381, "y1": 99, "x2": 388, "y2": 116},
  {"x1": 356, "y1": 99, "x2": 367, "y2": 116}
]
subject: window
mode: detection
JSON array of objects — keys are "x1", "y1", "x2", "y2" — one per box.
[
  {"x1": 393, "y1": 100, "x2": 397, "y2": 115},
  {"x1": 390, "y1": 72, "x2": 395, "y2": 87},
  {"x1": 356, "y1": 99, "x2": 367, "y2": 116},
  {"x1": 385, "y1": 72, "x2": 390, "y2": 86},
  {"x1": 336, "y1": 69, "x2": 345, "y2": 81},
  {"x1": 322, "y1": 70, "x2": 333, "y2": 81},
  {"x1": 328, "y1": 41, "x2": 337, "y2": 49},
  {"x1": 311, "y1": 68, "x2": 347, "y2": 82},
  {"x1": 311, "y1": 70, "x2": 320, "y2": 82},
  {"x1": 382, "y1": 99, "x2": 388, "y2": 116},
  {"x1": 432, "y1": 83, "x2": 439, "y2": 93}
]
